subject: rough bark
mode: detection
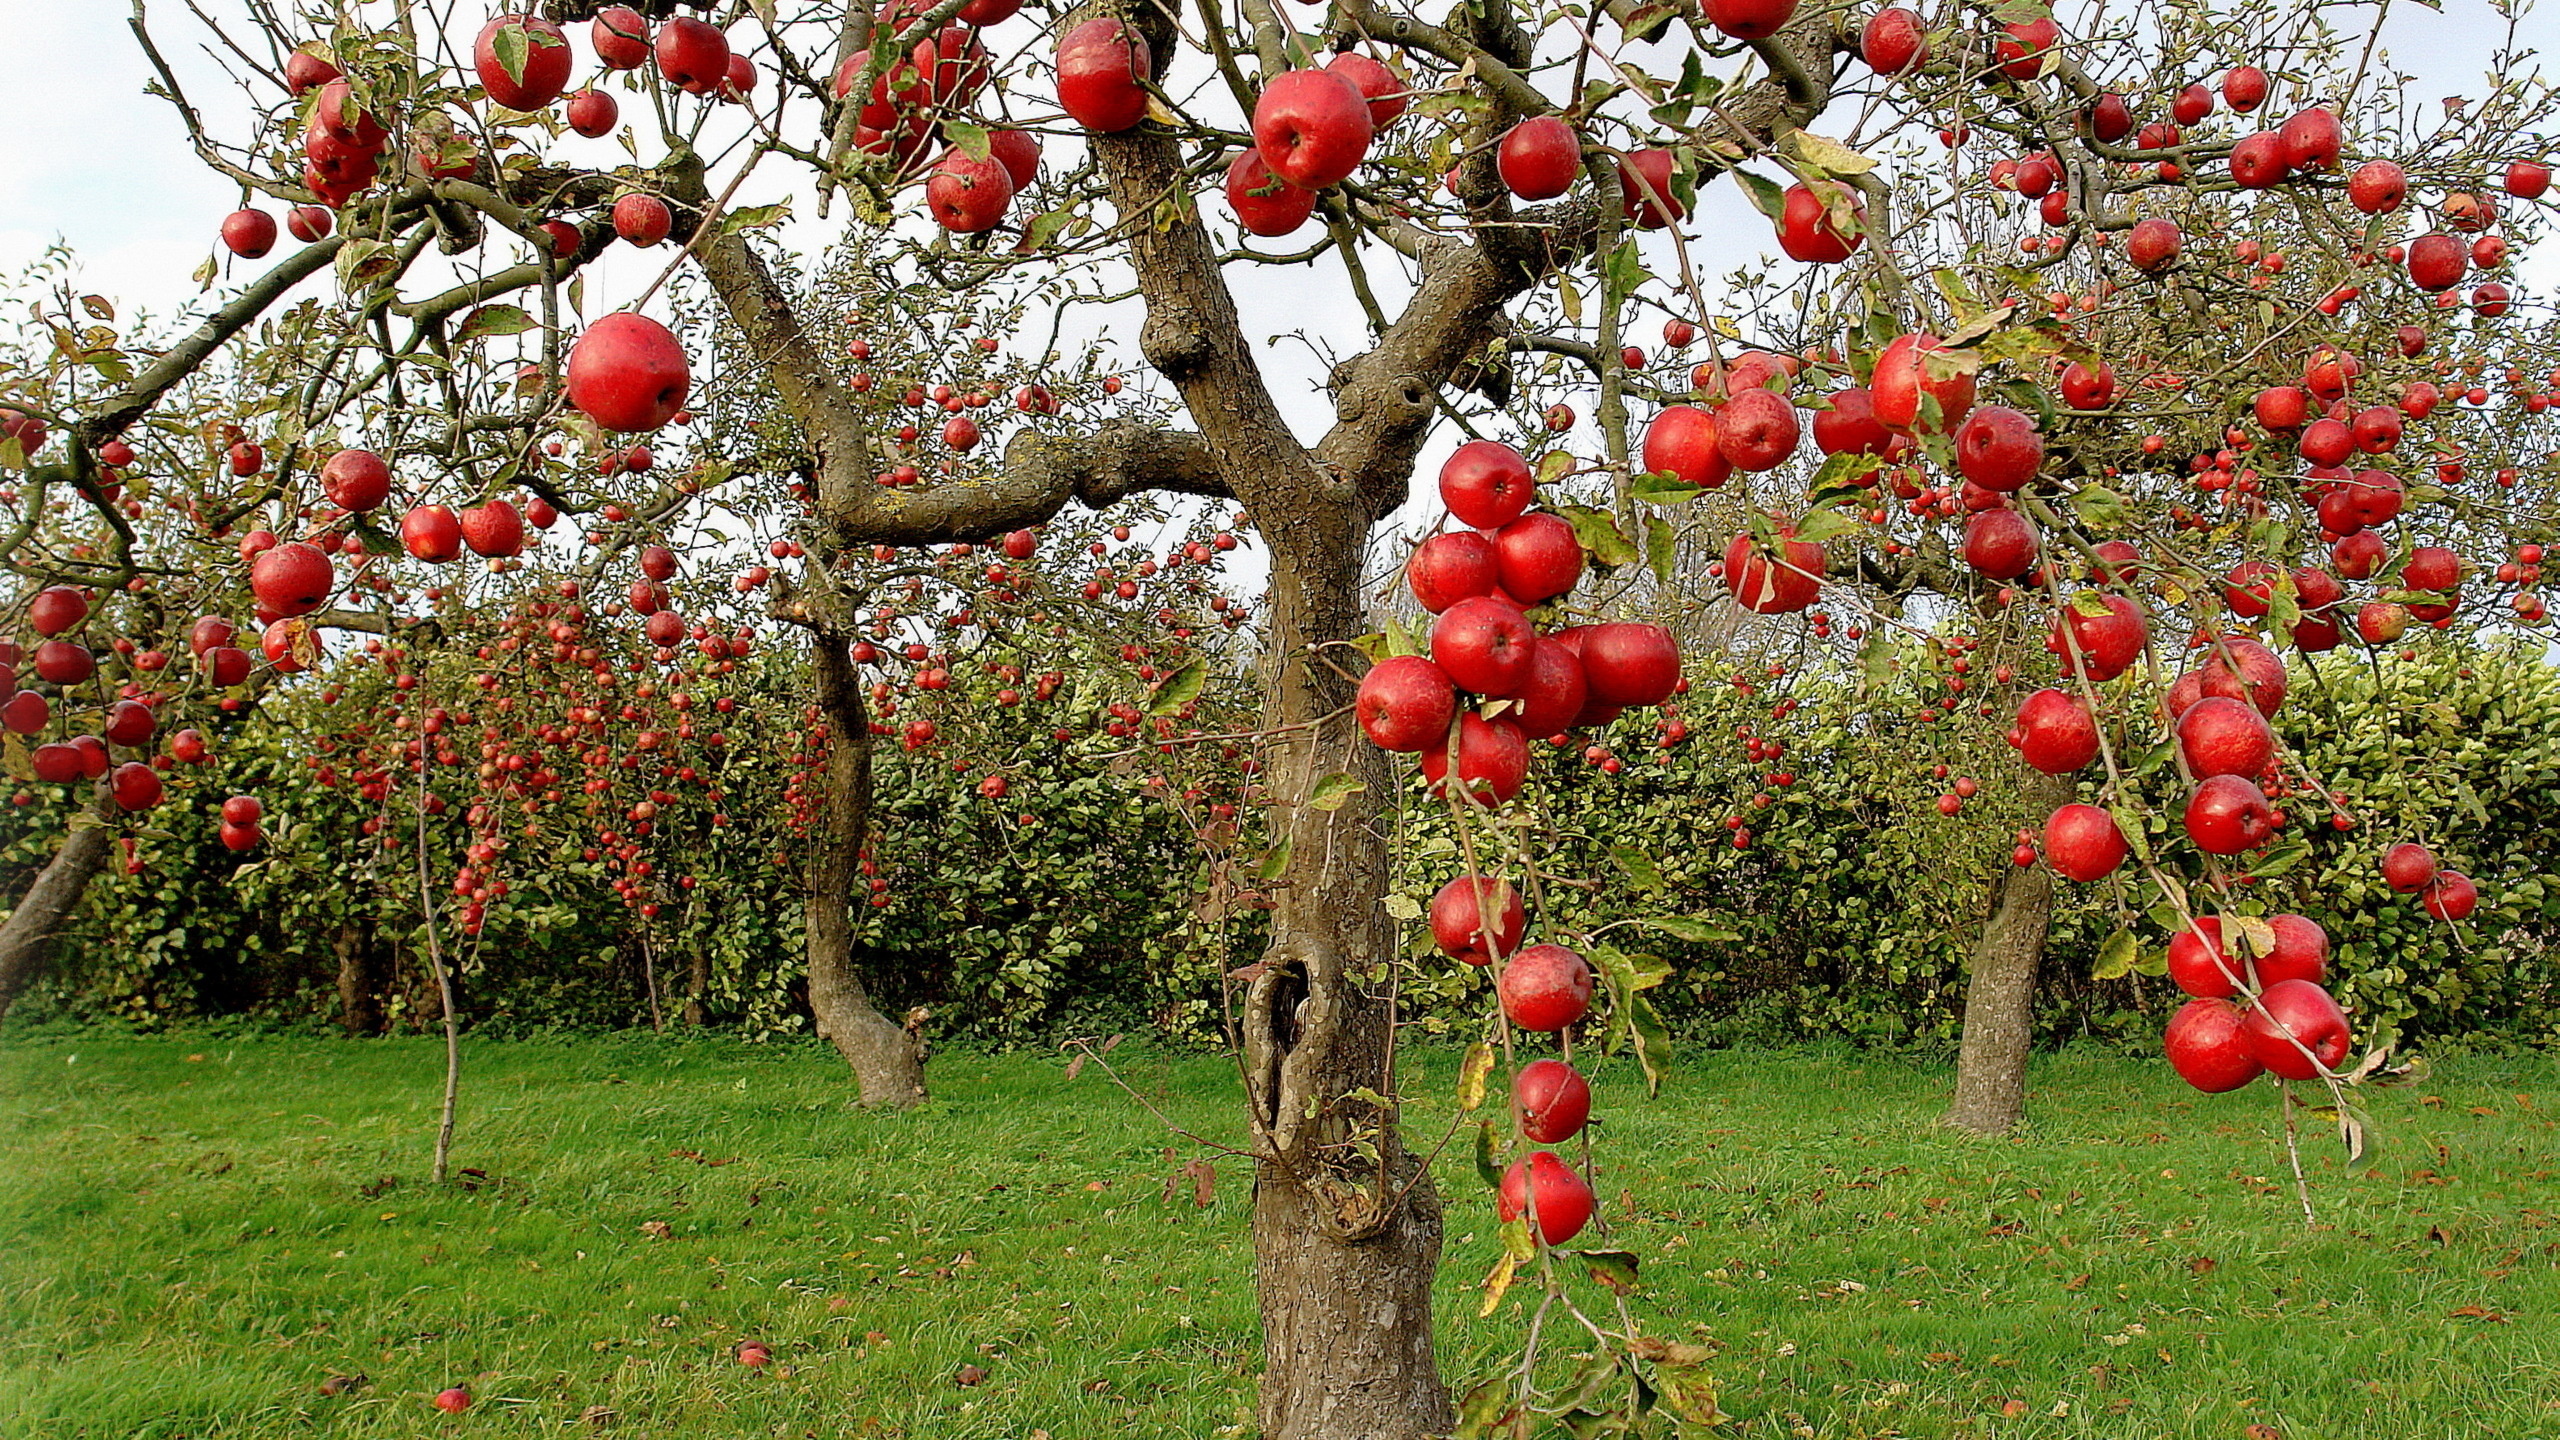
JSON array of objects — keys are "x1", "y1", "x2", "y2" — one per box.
[
  {"x1": 1945, "y1": 773, "x2": 2071, "y2": 1133},
  {"x1": 683, "y1": 939, "x2": 711, "y2": 1028},
  {"x1": 0, "y1": 806, "x2": 115, "y2": 1025},
  {"x1": 336, "y1": 920, "x2": 386, "y2": 1037},
  {"x1": 806, "y1": 630, "x2": 927, "y2": 1108}
]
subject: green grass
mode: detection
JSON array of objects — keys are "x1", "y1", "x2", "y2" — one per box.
[{"x1": 1, "y1": 1034, "x2": 2555, "y2": 1438}]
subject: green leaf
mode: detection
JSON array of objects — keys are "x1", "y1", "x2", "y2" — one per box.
[
  {"x1": 1733, "y1": 169, "x2": 1788, "y2": 221},
  {"x1": 2108, "y1": 800, "x2": 2153, "y2": 863},
  {"x1": 1608, "y1": 844, "x2": 1666, "y2": 892},
  {"x1": 456, "y1": 303, "x2": 538, "y2": 343},
  {"x1": 1255, "y1": 834, "x2": 1291, "y2": 882},
  {"x1": 942, "y1": 120, "x2": 993, "y2": 161},
  {"x1": 1578, "y1": 1249, "x2": 1641, "y2": 1290},
  {"x1": 1536, "y1": 448, "x2": 1578, "y2": 484},
  {"x1": 1382, "y1": 610, "x2": 1420, "y2": 659},
  {"x1": 2070, "y1": 485, "x2": 2131, "y2": 531},
  {"x1": 1306, "y1": 773, "x2": 1365, "y2": 812},
  {"x1": 1473, "y1": 1118, "x2": 1505, "y2": 1191},
  {"x1": 1642, "y1": 916, "x2": 1739, "y2": 943},
  {"x1": 1457, "y1": 1041, "x2": 1494, "y2": 1111},
  {"x1": 1559, "y1": 504, "x2": 1639, "y2": 567},
  {"x1": 1644, "y1": 514, "x2": 1677, "y2": 583},
  {"x1": 1788, "y1": 506, "x2": 1861, "y2": 545},
  {"x1": 1147, "y1": 658, "x2": 1206, "y2": 715},
  {"x1": 490, "y1": 21, "x2": 530, "y2": 85},
  {"x1": 719, "y1": 202, "x2": 792, "y2": 236},
  {"x1": 1806, "y1": 450, "x2": 1884, "y2": 496},
  {"x1": 1780, "y1": 131, "x2": 1877, "y2": 176},
  {"x1": 1630, "y1": 469, "x2": 1707, "y2": 505},
  {"x1": 2092, "y1": 927, "x2": 2139, "y2": 981}
]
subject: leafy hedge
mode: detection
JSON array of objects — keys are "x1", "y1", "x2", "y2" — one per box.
[{"x1": 9, "y1": 643, "x2": 2556, "y2": 1055}]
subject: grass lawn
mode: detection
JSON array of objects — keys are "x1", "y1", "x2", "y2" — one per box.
[{"x1": 1, "y1": 1033, "x2": 2555, "y2": 1438}]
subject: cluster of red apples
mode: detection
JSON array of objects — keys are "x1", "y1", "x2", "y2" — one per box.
[{"x1": 1353, "y1": 441, "x2": 1685, "y2": 1245}]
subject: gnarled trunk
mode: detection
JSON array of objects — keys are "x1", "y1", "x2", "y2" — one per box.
[
  {"x1": 807, "y1": 630, "x2": 926, "y2": 1107},
  {"x1": 1238, "y1": 533, "x2": 1452, "y2": 1440},
  {"x1": 0, "y1": 804, "x2": 115, "y2": 1024},
  {"x1": 1945, "y1": 775, "x2": 2069, "y2": 1133}
]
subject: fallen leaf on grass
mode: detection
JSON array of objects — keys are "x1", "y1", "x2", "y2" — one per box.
[
  {"x1": 2188, "y1": 1256, "x2": 2219, "y2": 1276},
  {"x1": 2244, "y1": 1425, "x2": 2283, "y2": 1440},
  {"x1": 639, "y1": 1220, "x2": 673, "y2": 1240},
  {"x1": 954, "y1": 1364, "x2": 989, "y2": 1387},
  {"x1": 2447, "y1": 1305, "x2": 2510, "y2": 1322},
  {"x1": 580, "y1": 1405, "x2": 617, "y2": 1427},
  {"x1": 1997, "y1": 1398, "x2": 2029, "y2": 1417}
]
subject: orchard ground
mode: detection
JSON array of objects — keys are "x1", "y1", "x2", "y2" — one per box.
[{"x1": 2, "y1": 1034, "x2": 2554, "y2": 1438}]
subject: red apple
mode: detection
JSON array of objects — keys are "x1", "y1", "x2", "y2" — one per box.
[
  {"x1": 250, "y1": 541, "x2": 334, "y2": 618},
  {"x1": 1513, "y1": 1060, "x2": 1591, "y2": 1143},
  {"x1": 322, "y1": 449, "x2": 392, "y2": 511},
  {"x1": 2047, "y1": 594, "x2": 2146, "y2": 681},
  {"x1": 28, "y1": 586, "x2": 87, "y2": 637},
  {"x1": 1407, "y1": 531, "x2": 1498, "y2": 613},
  {"x1": 286, "y1": 205, "x2": 335, "y2": 242},
  {"x1": 1357, "y1": 655, "x2": 1457, "y2": 752},
  {"x1": 2228, "y1": 131, "x2": 2289, "y2": 188},
  {"x1": 1776, "y1": 181, "x2": 1862, "y2": 262},
  {"x1": 1508, "y1": 639, "x2": 1588, "y2": 737},
  {"x1": 2407, "y1": 232, "x2": 2466, "y2": 291},
  {"x1": 2164, "y1": 998, "x2": 2263, "y2": 1093},
  {"x1": 592, "y1": 6, "x2": 651, "y2": 69},
  {"x1": 2184, "y1": 774, "x2": 2275, "y2": 855},
  {"x1": 1618, "y1": 149, "x2": 1683, "y2": 228},
  {"x1": 1861, "y1": 7, "x2": 1926, "y2": 72},
  {"x1": 1715, "y1": 388, "x2": 1800, "y2": 471},
  {"x1": 655, "y1": 18, "x2": 730, "y2": 95},
  {"x1": 1961, "y1": 507, "x2": 2038, "y2": 580},
  {"x1": 1953, "y1": 405, "x2": 2041, "y2": 491},
  {"x1": 1811, "y1": 387, "x2": 1892, "y2": 456},
  {"x1": 1870, "y1": 332, "x2": 1974, "y2": 434},
  {"x1": 1438, "y1": 441, "x2": 1535, "y2": 529},
  {"x1": 1251, "y1": 69, "x2": 1372, "y2": 190},
  {"x1": 2167, "y1": 917, "x2": 2242, "y2": 999},
  {"x1": 1497, "y1": 1151, "x2": 1594, "y2": 1245},
  {"x1": 2380, "y1": 841, "x2": 2437, "y2": 893},
  {"x1": 460, "y1": 499, "x2": 525, "y2": 558},
  {"x1": 1056, "y1": 19, "x2": 1151, "y2": 132},
  {"x1": 474, "y1": 15, "x2": 572, "y2": 111},
  {"x1": 102, "y1": 699, "x2": 155, "y2": 747},
  {"x1": 1497, "y1": 117, "x2": 1580, "y2": 201},
  {"x1": 989, "y1": 131, "x2": 1041, "y2": 189},
  {"x1": 110, "y1": 760, "x2": 164, "y2": 812},
  {"x1": 2239, "y1": 978, "x2": 2350, "y2": 1080},
  {"x1": 567, "y1": 313, "x2": 691, "y2": 432},
  {"x1": 1225, "y1": 147, "x2": 1316, "y2": 237},
  {"x1": 2175, "y1": 695, "x2": 2273, "y2": 779},
  {"x1": 1575, "y1": 623, "x2": 1679, "y2": 707},
  {"x1": 401, "y1": 504, "x2": 464, "y2": 563},
  {"x1": 1430, "y1": 873, "x2": 1524, "y2": 965},
  {"x1": 2278, "y1": 106, "x2": 2342, "y2": 171},
  {"x1": 1419, "y1": 713, "x2": 1530, "y2": 805},
  {"x1": 926, "y1": 150, "x2": 1014, "y2": 232},
  {"x1": 2264, "y1": 914, "x2": 2329, "y2": 987},
  {"x1": 1641, "y1": 406, "x2": 1732, "y2": 488},
  {"x1": 1723, "y1": 524, "x2": 1823, "y2": 614},
  {"x1": 1431, "y1": 597, "x2": 1538, "y2": 697},
  {"x1": 1499, "y1": 944, "x2": 1593, "y2": 1031},
  {"x1": 2007, "y1": 689, "x2": 2097, "y2": 774},
  {"x1": 1325, "y1": 52, "x2": 1406, "y2": 126},
  {"x1": 614, "y1": 193, "x2": 674, "y2": 247},
  {"x1": 1491, "y1": 512, "x2": 1583, "y2": 603},
  {"x1": 2421, "y1": 870, "x2": 2479, "y2": 921},
  {"x1": 2127, "y1": 217, "x2": 2181, "y2": 272},
  {"x1": 221, "y1": 209, "x2": 278, "y2": 259},
  {"x1": 2042, "y1": 803, "x2": 2127, "y2": 882},
  {"x1": 2347, "y1": 159, "x2": 2406, "y2": 213},
  {"x1": 567, "y1": 88, "x2": 619, "y2": 138}
]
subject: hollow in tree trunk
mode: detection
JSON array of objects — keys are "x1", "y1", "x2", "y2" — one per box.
[
  {"x1": 1945, "y1": 775, "x2": 2069, "y2": 1133},
  {"x1": 806, "y1": 631, "x2": 926, "y2": 1108},
  {"x1": 0, "y1": 803, "x2": 116, "y2": 1025}
]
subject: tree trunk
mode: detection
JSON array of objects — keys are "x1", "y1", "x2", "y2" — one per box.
[
  {"x1": 1238, "y1": 532, "x2": 1453, "y2": 1440},
  {"x1": 0, "y1": 804, "x2": 115, "y2": 1024},
  {"x1": 1945, "y1": 775, "x2": 2069, "y2": 1133},
  {"x1": 336, "y1": 920, "x2": 386, "y2": 1036},
  {"x1": 683, "y1": 933, "x2": 710, "y2": 1028},
  {"x1": 806, "y1": 630, "x2": 927, "y2": 1107}
]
